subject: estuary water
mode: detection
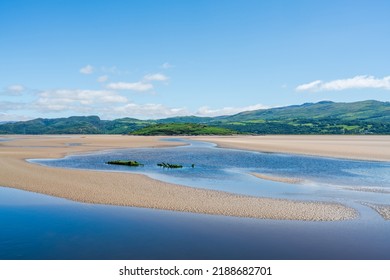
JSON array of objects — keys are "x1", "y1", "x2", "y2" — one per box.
[
  {"x1": 1, "y1": 185, "x2": 389, "y2": 260},
  {"x1": 30, "y1": 139, "x2": 390, "y2": 205},
  {"x1": 1, "y1": 139, "x2": 390, "y2": 259}
]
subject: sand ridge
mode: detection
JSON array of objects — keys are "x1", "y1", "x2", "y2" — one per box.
[
  {"x1": 251, "y1": 172, "x2": 303, "y2": 184},
  {"x1": 190, "y1": 135, "x2": 390, "y2": 162},
  {"x1": 0, "y1": 135, "x2": 357, "y2": 221},
  {"x1": 364, "y1": 203, "x2": 390, "y2": 220}
]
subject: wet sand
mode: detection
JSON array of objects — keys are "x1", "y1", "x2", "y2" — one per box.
[
  {"x1": 0, "y1": 135, "x2": 357, "y2": 221},
  {"x1": 191, "y1": 135, "x2": 390, "y2": 162}
]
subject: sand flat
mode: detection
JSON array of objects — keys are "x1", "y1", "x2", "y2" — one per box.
[
  {"x1": 0, "y1": 135, "x2": 357, "y2": 221},
  {"x1": 191, "y1": 135, "x2": 390, "y2": 162}
]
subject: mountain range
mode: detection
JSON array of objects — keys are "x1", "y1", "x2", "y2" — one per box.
[{"x1": 0, "y1": 100, "x2": 389, "y2": 135}]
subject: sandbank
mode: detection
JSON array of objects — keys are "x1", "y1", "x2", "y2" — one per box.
[
  {"x1": 344, "y1": 187, "x2": 390, "y2": 194},
  {"x1": 251, "y1": 173, "x2": 303, "y2": 184},
  {"x1": 364, "y1": 203, "x2": 390, "y2": 220},
  {"x1": 190, "y1": 135, "x2": 390, "y2": 162},
  {"x1": 0, "y1": 135, "x2": 356, "y2": 221}
]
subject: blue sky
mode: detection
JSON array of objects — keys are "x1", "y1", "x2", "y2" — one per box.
[{"x1": 1, "y1": 0, "x2": 389, "y2": 120}]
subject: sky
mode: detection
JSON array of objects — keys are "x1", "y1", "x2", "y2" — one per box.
[{"x1": 1, "y1": 0, "x2": 390, "y2": 121}]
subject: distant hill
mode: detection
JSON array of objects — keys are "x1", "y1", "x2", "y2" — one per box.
[
  {"x1": 223, "y1": 100, "x2": 389, "y2": 122},
  {"x1": 209, "y1": 100, "x2": 390, "y2": 134},
  {"x1": 0, "y1": 116, "x2": 103, "y2": 134},
  {"x1": 0, "y1": 116, "x2": 155, "y2": 135},
  {"x1": 130, "y1": 123, "x2": 237, "y2": 136},
  {"x1": 156, "y1": 116, "x2": 213, "y2": 124},
  {"x1": 0, "y1": 100, "x2": 389, "y2": 135}
]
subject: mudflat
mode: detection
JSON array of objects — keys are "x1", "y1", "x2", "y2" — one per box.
[{"x1": 0, "y1": 135, "x2": 357, "y2": 221}]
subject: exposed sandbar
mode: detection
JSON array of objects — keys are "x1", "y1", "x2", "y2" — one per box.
[
  {"x1": 344, "y1": 187, "x2": 390, "y2": 194},
  {"x1": 0, "y1": 135, "x2": 357, "y2": 221},
  {"x1": 251, "y1": 172, "x2": 303, "y2": 184},
  {"x1": 191, "y1": 135, "x2": 390, "y2": 162},
  {"x1": 364, "y1": 203, "x2": 390, "y2": 220}
]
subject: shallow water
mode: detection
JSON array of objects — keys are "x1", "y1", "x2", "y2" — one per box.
[
  {"x1": 1, "y1": 186, "x2": 389, "y2": 260},
  {"x1": 31, "y1": 139, "x2": 390, "y2": 205},
  {"x1": 2, "y1": 138, "x2": 390, "y2": 259}
]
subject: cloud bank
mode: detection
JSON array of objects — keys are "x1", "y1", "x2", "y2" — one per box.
[
  {"x1": 0, "y1": 87, "x2": 269, "y2": 120},
  {"x1": 106, "y1": 73, "x2": 169, "y2": 92},
  {"x1": 34, "y1": 89, "x2": 128, "y2": 112},
  {"x1": 195, "y1": 104, "x2": 269, "y2": 117},
  {"x1": 1, "y1": 64, "x2": 270, "y2": 121},
  {"x1": 112, "y1": 103, "x2": 189, "y2": 119},
  {"x1": 296, "y1": 75, "x2": 390, "y2": 92}
]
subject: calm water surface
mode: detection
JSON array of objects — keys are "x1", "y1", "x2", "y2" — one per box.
[
  {"x1": 1, "y1": 139, "x2": 390, "y2": 259},
  {"x1": 31, "y1": 139, "x2": 390, "y2": 204},
  {"x1": 1, "y1": 186, "x2": 389, "y2": 260}
]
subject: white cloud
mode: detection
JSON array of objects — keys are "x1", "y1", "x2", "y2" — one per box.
[
  {"x1": 34, "y1": 89, "x2": 128, "y2": 112},
  {"x1": 295, "y1": 80, "x2": 322, "y2": 91},
  {"x1": 79, "y1": 65, "x2": 94, "y2": 74},
  {"x1": 143, "y1": 73, "x2": 169, "y2": 81},
  {"x1": 1, "y1": 85, "x2": 26, "y2": 96},
  {"x1": 97, "y1": 75, "x2": 109, "y2": 83},
  {"x1": 0, "y1": 113, "x2": 31, "y2": 122},
  {"x1": 7, "y1": 84, "x2": 25, "y2": 93},
  {"x1": 296, "y1": 75, "x2": 390, "y2": 92},
  {"x1": 195, "y1": 104, "x2": 269, "y2": 117},
  {"x1": 113, "y1": 103, "x2": 189, "y2": 119},
  {"x1": 106, "y1": 82, "x2": 153, "y2": 91},
  {"x1": 103, "y1": 103, "x2": 270, "y2": 119},
  {"x1": 105, "y1": 73, "x2": 168, "y2": 92},
  {"x1": 161, "y1": 62, "x2": 174, "y2": 69},
  {"x1": 0, "y1": 101, "x2": 26, "y2": 111}
]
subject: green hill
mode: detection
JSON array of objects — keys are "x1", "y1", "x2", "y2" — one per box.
[
  {"x1": 0, "y1": 100, "x2": 388, "y2": 135},
  {"x1": 223, "y1": 100, "x2": 389, "y2": 122},
  {"x1": 211, "y1": 100, "x2": 390, "y2": 134},
  {"x1": 156, "y1": 116, "x2": 213, "y2": 124},
  {"x1": 130, "y1": 123, "x2": 237, "y2": 135},
  {"x1": 101, "y1": 118, "x2": 154, "y2": 134},
  {"x1": 0, "y1": 116, "x2": 103, "y2": 134}
]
